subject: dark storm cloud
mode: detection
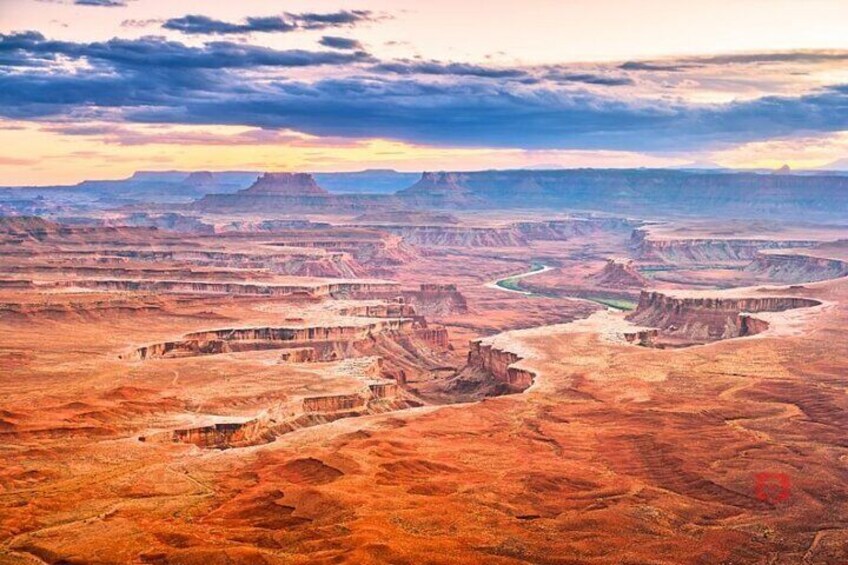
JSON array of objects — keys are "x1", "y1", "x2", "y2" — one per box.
[
  {"x1": 372, "y1": 60, "x2": 633, "y2": 85},
  {"x1": 162, "y1": 10, "x2": 377, "y2": 35},
  {"x1": 121, "y1": 78, "x2": 848, "y2": 152},
  {"x1": 74, "y1": 0, "x2": 127, "y2": 6},
  {"x1": 3, "y1": 30, "x2": 848, "y2": 153},
  {"x1": 162, "y1": 15, "x2": 296, "y2": 35},
  {"x1": 319, "y1": 36, "x2": 363, "y2": 50},
  {"x1": 544, "y1": 71, "x2": 634, "y2": 86},
  {"x1": 372, "y1": 60, "x2": 528, "y2": 79},
  {"x1": 0, "y1": 31, "x2": 372, "y2": 69},
  {"x1": 292, "y1": 10, "x2": 376, "y2": 28}
]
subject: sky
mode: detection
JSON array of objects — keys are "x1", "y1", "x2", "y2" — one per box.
[{"x1": 2, "y1": 0, "x2": 848, "y2": 185}]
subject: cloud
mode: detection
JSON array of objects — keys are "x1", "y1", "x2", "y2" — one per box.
[
  {"x1": 74, "y1": 0, "x2": 128, "y2": 6},
  {"x1": 121, "y1": 19, "x2": 162, "y2": 28},
  {"x1": 620, "y1": 50, "x2": 848, "y2": 72},
  {"x1": 3, "y1": 31, "x2": 848, "y2": 154},
  {"x1": 162, "y1": 10, "x2": 378, "y2": 35},
  {"x1": 373, "y1": 60, "x2": 527, "y2": 79},
  {"x1": 619, "y1": 61, "x2": 693, "y2": 72},
  {"x1": 0, "y1": 31, "x2": 372, "y2": 70},
  {"x1": 291, "y1": 10, "x2": 376, "y2": 28},
  {"x1": 319, "y1": 36, "x2": 363, "y2": 51},
  {"x1": 162, "y1": 15, "x2": 296, "y2": 35},
  {"x1": 544, "y1": 71, "x2": 633, "y2": 86}
]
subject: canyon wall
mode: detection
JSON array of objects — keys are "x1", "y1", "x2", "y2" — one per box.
[
  {"x1": 744, "y1": 252, "x2": 848, "y2": 283},
  {"x1": 395, "y1": 169, "x2": 848, "y2": 219},
  {"x1": 627, "y1": 290, "x2": 821, "y2": 342},
  {"x1": 466, "y1": 340, "x2": 535, "y2": 392},
  {"x1": 631, "y1": 229, "x2": 819, "y2": 263},
  {"x1": 60, "y1": 279, "x2": 400, "y2": 299}
]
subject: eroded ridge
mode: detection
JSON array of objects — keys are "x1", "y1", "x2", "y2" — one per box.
[
  {"x1": 627, "y1": 289, "x2": 822, "y2": 345},
  {"x1": 144, "y1": 366, "x2": 421, "y2": 449},
  {"x1": 131, "y1": 317, "x2": 448, "y2": 361}
]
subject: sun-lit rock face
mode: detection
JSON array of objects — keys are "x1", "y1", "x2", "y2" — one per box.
[
  {"x1": 590, "y1": 258, "x2": 647, "y2": 288},
  {"x1": 241, "y1": 173, "x2": 330, "y2": 196},
  {"x1": 627, "y1": 290, "x2": 822, "y2": 342},
  {"x1": 744, "y1": 251, "x2": 848, "y2": 283},
  {"x1": 466, "y1": 340, "x2": 535, "y2": 392}
]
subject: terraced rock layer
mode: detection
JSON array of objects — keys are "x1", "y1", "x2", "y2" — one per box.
[{"x1": 627, "y1": 290, "x2": 821, "y2": 341}]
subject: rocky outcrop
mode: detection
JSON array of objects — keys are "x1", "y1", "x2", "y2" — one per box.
[
  {"x1": 193, "y1": 173, "x2": 391, "y2": 212},
  {"x1": 132, "y1": 316, "x2": 450, "y2": 361},
  {"x1": 627, "y1": 290, "x2": 821, "y2": 342},
  {"x1": 466, "y1": 341, "x2": 535, "y2": 392},
  {"x1": 59, "y1": 278, "x2": 399, "y2": 299},
  {"x1": 632, "y1": 229, "x2": 819, "y2": 263},
  {"x1": 744, "y1": 252, "x2": 848, "y2": 283},
  {"x1": 376, "y1": 225, "x2": 527, "y2": 247},
  {"x1": 396, "y1": 169, "x2": 848, "y2": 219},
  {"x1": 402, "y1": 284, "x2": 468, "y2": 316},
  {"x1": 302, "y1": 394, "x2": 365, "y2": 414},
  {"x1": 0, "y1": 279, "x2": 33, "y2": 289},
  {"x1": 513, "y1": 218, "x2": 637, "y2": 240},
  {"x1": 414, "y1": 327, "x2": 450, "y2": 349},
  {"x1": 104, "y1": 213, "x2": 215, "y2": 235},
  {"x1": 397, "y1": 172, "x2": 482, "y2": 207},
  {"x1": 336, "y1": 302, "x2": 418, "y2": 319},
  {"x1": 590, "y1": 259, "x2": 647, "y2": 288},
  {"x1": 621, "y1": 328, "x2": 659, "y2": 346},
  {"x1": 278, "y1": 348, "x2": 315, "y2": 363},
  {"x1": 241, "y1": 173, "x2": 330, "y2": 196},
  {"x1": 368, "y1": 218, "x2": 636, "y2": 248},
  {"x1": 151, "y1": 380, "x2": 414, "y2": 449}
]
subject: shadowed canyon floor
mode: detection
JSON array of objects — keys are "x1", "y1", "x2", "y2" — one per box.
[{"x1": 1, "y1": 209, "x2": 847, "y2": 564}]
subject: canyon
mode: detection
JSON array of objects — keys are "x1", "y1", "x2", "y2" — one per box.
[{"x1": 1, "y1": 171, "x2": 847, "y2": 565}]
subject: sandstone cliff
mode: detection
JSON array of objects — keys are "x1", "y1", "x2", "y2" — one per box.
[
  {"x1": 590, "y1": 259, "x2": 647, "y2": 289},
  {"x1": 626, "y1": 290, "x2": 821, "y2": 342}
]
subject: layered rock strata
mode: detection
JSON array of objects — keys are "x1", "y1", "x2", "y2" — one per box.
[{"x1": 627, "y1": 290, "x2": 821, "y2": 342}]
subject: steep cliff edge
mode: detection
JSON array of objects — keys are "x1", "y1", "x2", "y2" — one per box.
[
  {"x1": 626, "y1": 290, "x2": 822, "y2": 343},
  {"x1": 744, "y1": 251, "x2": 848, "y2": 283},
  {"x1": 631, "y1": 228, "x2": 820, "y2": 263}
]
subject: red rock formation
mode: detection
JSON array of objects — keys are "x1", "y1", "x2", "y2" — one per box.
[
  {"x1": 397, "y1": 172, "x2": 481, "y2": 207},
  {"x1": 513, "y1": 218, "x2": 636, "y2": 240},
  {"x1": 278, "y1": 348, "x2": 315, "y2": 363},
  {"x1": 632, "y1": 228, "x2": 819, "y2": 263},
  {"x1": 744, "y1": 252, "x2": 848, "y2": 283},
  {"x1": 302, "y1": 394, "x2": 365, "y2": 413},
  {"x1": 466, "y1": 341, "x2": 535, "y2": 391},
  {"x1": 60, "y1": 278, "x2": 399, "y2": 299},
  {"x1": 590, "y1": 259, "x2": 647, "y2": 288},
  {"x1": 132, "y1": 316, "x2": 449, "y2": 361},
  {"x1": 622, "y1": 328, "x2": 659, "y2": 346},
  {"x1": 241, "y1": 173, "x2": 330, "y2": 196},
  {"x1": 368, "y1": 383, "x2": 399, "y2": 399},
  {"x1": 414, "y1": 327, "x2": 450, "y2": 348},
  {"x1": 627, "y1": 290, "x2": 821, "y2": 342},
  {"x1": 401, "y1": 284, "x2": 468, "y2": 316},
  {"x1": 378, "y1": 225, "x2": 527, "y2": 247}
]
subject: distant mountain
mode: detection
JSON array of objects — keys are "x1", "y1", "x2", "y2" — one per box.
[
  {"x1": 313, "y1": 169, "x2": 420, "y2": 194},
  {"x1": 672, "y1": 160, "x2": 729, "y2": 172},
  {"x1": 394, "y1": 168, "x2": 848, "y2": 220}
]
